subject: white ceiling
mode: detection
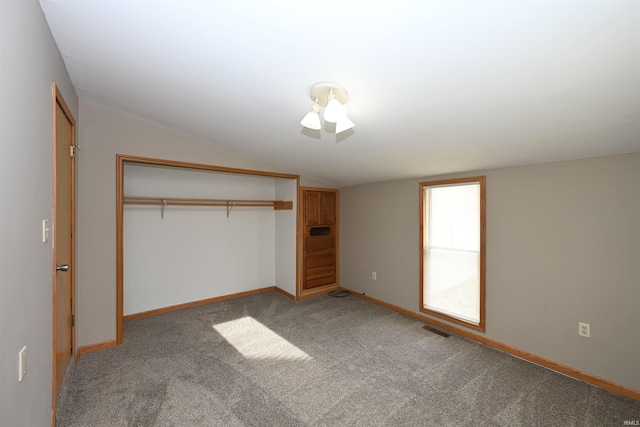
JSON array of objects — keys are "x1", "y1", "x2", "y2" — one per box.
[{"x1": 40, "y1": 0, "x2": 639, "y2": 187}]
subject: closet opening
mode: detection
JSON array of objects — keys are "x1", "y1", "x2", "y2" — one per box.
[{"x1": 115, "y1": 155, "x2": 299, "y2": 345}]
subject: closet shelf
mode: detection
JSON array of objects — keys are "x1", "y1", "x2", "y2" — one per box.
[{"x1": 123, "y1": 196, "x2": 292, "y2": 219}]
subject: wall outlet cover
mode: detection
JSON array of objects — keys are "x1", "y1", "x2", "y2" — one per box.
[{"x1": 578, "y1": 322, "x2": 591, "y2": 338}]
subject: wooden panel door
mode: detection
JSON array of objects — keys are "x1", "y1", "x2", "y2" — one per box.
[
  {"x1": 53, "y1": 85, "x2": 75, "y2": 404},
  {"x1": 301, "y1": 188, "x2": 338, "y2": 291}
]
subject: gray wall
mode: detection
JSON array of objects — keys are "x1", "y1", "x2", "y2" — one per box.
[
  {"x1": 0, "y1": 1, "x2": 78, "y2": 425},
  {"x1": 340, "y1": 153, "x2": 640, "y2": 391},
  {"x1": 76, "y1": 101, "x2": 328, "y2": 347}
]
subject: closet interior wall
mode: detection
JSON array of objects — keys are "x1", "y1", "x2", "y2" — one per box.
[
  {"x1": 275, "y1": 177, "x2": 298, "y2": 297},
  {"x1": 123, "y1": 163, "x2": 296, "y2": 316}
]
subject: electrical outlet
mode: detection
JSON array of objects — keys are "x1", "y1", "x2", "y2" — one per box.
[
  {"x1": 578, "y1": 322, "x2": 590, "y2": 338},
  {"x1": 18, "y1": 346, "x2": 27, "y2": 382},
  {"x1": 372, "y1": 272, "x2": 377, "y2": 280}
]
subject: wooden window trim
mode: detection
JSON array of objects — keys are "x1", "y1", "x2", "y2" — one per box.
[{"x1": 419, "y1": 176, "x2": 486, "y2": 332}]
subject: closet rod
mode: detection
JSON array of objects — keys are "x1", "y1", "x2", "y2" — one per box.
[
  {"x1": 124, "y1": 196, "x2": 282, "y2": 204},
  {"x1": 123, "y1": 196, "x2": 293, "y2": 210},
  {"x1": 125, "y1": 201, "x2": 279, "y2": 207}
]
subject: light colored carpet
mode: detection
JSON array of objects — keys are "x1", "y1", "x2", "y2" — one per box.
[{"x1": 57, "y1": 291, "x2": 639, "y2": 426}]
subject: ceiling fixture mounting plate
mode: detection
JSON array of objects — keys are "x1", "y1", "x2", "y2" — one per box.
[{"x1": 310, "y1": 82, "x2": 348, "y2": 106}]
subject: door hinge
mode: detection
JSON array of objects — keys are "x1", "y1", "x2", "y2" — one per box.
[
  {"x1": 71, "y1": 314, "x2": 75, "y2": 327},
  {"x1": 69, "y1": 145, "x2": 77, "y2": 157}
]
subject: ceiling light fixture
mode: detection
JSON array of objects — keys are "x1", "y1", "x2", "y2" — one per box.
[
  {"x1": 300, "y1": 82, "x2": 355, "y2": 134},
  {"x1": 300, "y1": 99, "x2": 321, "y2": 130}
]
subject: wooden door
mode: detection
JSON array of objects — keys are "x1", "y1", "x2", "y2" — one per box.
[
  {"x1": 53, "y1": 85, "x2": 75, "y2": 401},
  {"x1": 301, "y1": 188, "x2": 338, "y2": 291}
]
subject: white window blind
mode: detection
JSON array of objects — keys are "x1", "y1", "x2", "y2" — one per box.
[{"x1": 423, "y1": 182, "x2": 480, "y2": 325}]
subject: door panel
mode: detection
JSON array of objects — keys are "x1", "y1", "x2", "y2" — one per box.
[
  {"x1": 305, "y1": 276, "x2": 336, "y2": 288},
  {"x1": 53, "y1": 89, "x2": 75, "y2": 401},
  {"x1": 305, "y1": 254, "x2": 335, "y2": 269},
  {"x1": 305, "y1": 266, "x2": 336, "y2": 280},
  {"x1": 304, "y1": 191, "x2": 320, "y2": 226},
  {"x1": 304, "y1": 235, "x2": 335, "y2": 251},
  {"x1": 319, "y1": 192, "x2": 336, "y2": 225}
]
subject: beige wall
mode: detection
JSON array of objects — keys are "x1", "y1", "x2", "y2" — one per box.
[
  {"x1": 76, "y1": 101, "x2": 329, "y2": 347},
  {"x1": 339, "y1": 153, "x2": 640, "y2": 391},
  {"x1": 0, "y1": 1, "x2": 78, "y2": 425}
]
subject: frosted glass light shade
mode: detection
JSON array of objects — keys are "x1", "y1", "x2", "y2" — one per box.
[
  {"x1": 300, "y1": 104, "x2": 321, "y2": 130},
  {"x1": 335, "y1": 115, "x2": 355, "y2": 134},
  {"x1": 323, "y1": 93, "x2": 347, "y2": 123}
]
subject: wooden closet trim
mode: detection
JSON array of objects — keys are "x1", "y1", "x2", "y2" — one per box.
[{"x1": 116, "y1": 155, "x2": 300, "y2": 344}]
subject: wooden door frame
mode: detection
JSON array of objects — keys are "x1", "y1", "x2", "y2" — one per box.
[
  {"x1": 51, "y1": 83, "x2": 76, "y2": 423},
  {"x1": 115, "y1": 155, "x2": 300, "y2": 344}
]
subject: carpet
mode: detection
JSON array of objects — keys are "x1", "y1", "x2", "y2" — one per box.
[{"x1": 56, "y1": 291, "x2": 640, "y2": 426}]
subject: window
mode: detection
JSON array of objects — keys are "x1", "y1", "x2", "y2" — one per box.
[{"x1": 420, "y1": 176, "x2": 485, "y2": 331}]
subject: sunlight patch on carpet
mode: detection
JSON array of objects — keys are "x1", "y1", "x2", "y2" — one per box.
[{"x1": 213, "y1": 316, "x2": 312, "y2": 361}]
